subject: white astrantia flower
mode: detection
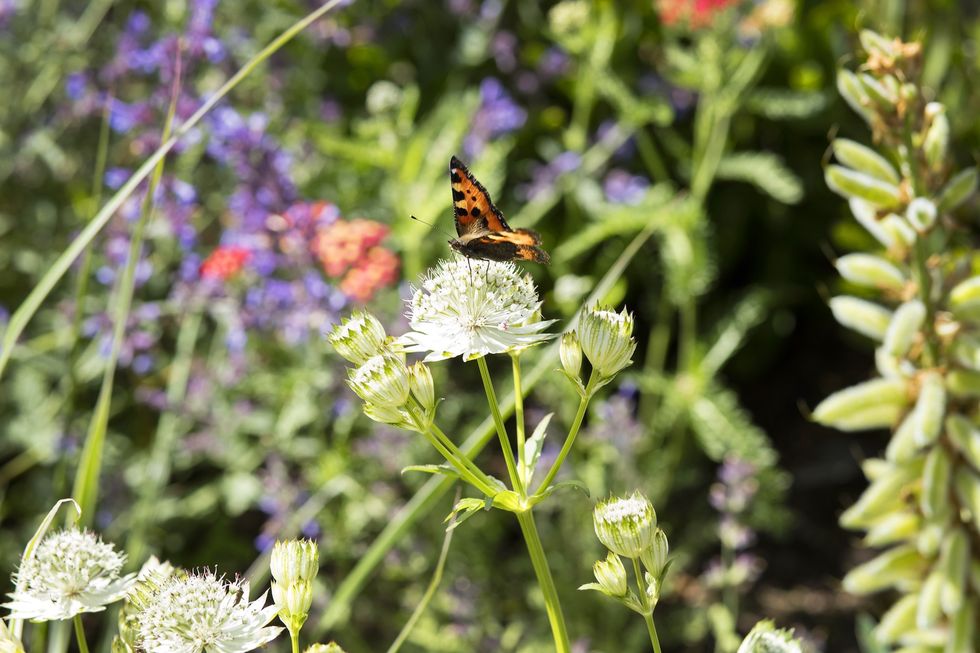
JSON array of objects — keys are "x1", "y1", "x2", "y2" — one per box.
[
  {"x1": 4, "y1": 528, "x2": 135, "y2": 621},
  {"x1": 135, "y1": 570, "x2": 282, "y2": 653},
  {"x1": 399, "y1": 257, "x2": 556, "y2": 361}
]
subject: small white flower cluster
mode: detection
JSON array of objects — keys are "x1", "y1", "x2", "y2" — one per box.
[
  {"x1": 4, "y1": 528, "x2": 135, "y2": 622},
  {"x1": 270, "y1": 539, "x2": 319, "y2": 637}
]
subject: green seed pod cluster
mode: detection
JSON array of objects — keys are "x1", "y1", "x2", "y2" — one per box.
[{"x1": 815, "y1": 30, "x2": 980, "y2": 652}]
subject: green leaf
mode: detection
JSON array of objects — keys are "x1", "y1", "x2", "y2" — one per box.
[
  {"x1": 715, "y1": 152, "x2": 804, "y2": 204},
  {"x1": 688, "y1": 386, "x2": 777, "y2": 467},
  {"x1": 699, "y1": 290, "x2": 770, "y2": 377},
  {"x1": 531, "y1": 479, "x2": 591, "y2": 507},
  {"x1": 401, "y1": 464, "x2": 461, "y2": 480},
  {"x1": 745, "y1": 88, "x2": 828, "y2": 120},
  {"x1": 444, "y1": 497, "x2": 487, "y2": 531},
  {"x1": 520, "y1": 412, "x2": 553, "y2": 488}
]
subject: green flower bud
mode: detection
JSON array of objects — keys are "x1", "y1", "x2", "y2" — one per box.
[
  {"x1": 592, "y1": 552, "x2": 628, "y2": 598},
  {"x1": 849, "y1": 199, "x2": 892, "y2": 246},
  {"x1": 947, "y1": 415, "x2": 980, "y2": 470},
  {"x1": 938, "y1": 167, "x2": 978, "y2": 213},
  {"x1": 949, "y1": 598, "x2": 976, "y2": 653},
  {"x1": 953, "y1": 467, "x2": 980, "y2": 534},
  {"x1": 842, "y1": 544, "x2": 926, "y2": 595},
  {"x1": 271, "y1": 539, "x2": 319, "y2": 586},
  {"x1": 272, "y1": 580, "x2": 314, "y2": 628},
  {"x1": 825, "y1": 165, "x2": 902, "y2": 208},
  {"x1": 875, "y1": 594, "x2": 918, "y2": 645},
  {"x1": 407, "y1": 361, "x2": 435, "y2": 413},
  {"x1": 640, "y1": 528, "x2": 669, "y2": 577},
  {"x1": 829, "y1": 296, "x2": 893, "y2": 341},
  {"x1": 362, "y1": 402, "x2": 410, "y2": 427},
  {"x1": 947, "y1": 368, "x2": 980, "y2": 398},
  {"x1": 920, "y1": 446, "x2": 952, "y2": 519},
  {"x1": 864, "y1": 511, "x2": 920, "y2": 546},
  {"x1": 939, "y1": 528, "x2": 968, "y2": 615},
  {"x1": 579, "y1": 305, "x2": 636, "y2": 379},
  {"x1": 837, "y1": 69, "x2": 875, "y2": 125},
  {"x1": 837, "y1": 254, "x2": 907, "y2": 292},
  {"x1": 832, "y1": 139, "x2": 899, "y2": 184},
  {"x1": 840, "y1": 462, "x2": 917, "y2": 530},
  {"x1": 949, "y1": 275, "x2": 980, "y2": 317},
  {"x1": 859, "y1": 72, "x2": 899, "y2": 110},
  {"x1": 906, "y1": 197, "x2": 937, "y2": 232},
  {"x1": 736, "y1": 620, "x2": 804, "y2": 653},
  {"x1": 879, "y1": 214, "x2": 917, "y2": 248},
  {"x1": 922, "y1": 102, "x2": 949, "y2": 170},
  {"x1": 917, "y1": 568, "x2": 944, "y2": 628},
  {"x1": 883, "y1": 300, "x2": 925, "y2": 359},
  {"x1": 560, "y1": 331, "x2": 583, "y2": 380},
  {"x1": 593, "y1": 491, "x2": 657, "y2": 559},
  {"x1": 305, "y1": 643, "x2": 348, "y2": 653},
  {"x1": 912, "y1": 372, "x2": 946, "y2": 447},
  {"x1": 885, "y1": 412, "x2": 919, "y2": 463},
  {"x1": 859, "y1": 29, "x2": 899, "y2": 60},
  {"x1": 917, "y1": 519, "x2": 947, "y2": 559},
  {"x1": 348, "y1": 352, "x2": 410, "y2": 408},
  {"x1": 329, "y1": 310, "x2": 388, "y2": 365},
  {"x1": 812, "y1": 378, "x2": 908, "y2": 432}
]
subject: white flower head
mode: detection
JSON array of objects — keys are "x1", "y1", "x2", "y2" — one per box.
[
  {"x1": 135, "y1": 570, "x2": 282, "y2": 653},
  {"x1": 4, "y1": 528, "x2": 135, "y2": 621},
  {"x1": 347, "y1": 351, "x2": 411, "y2": 408},
  {"x1": 593, "y1": 491, "x2": 657, "y2": 559},
  {"x1": 579, "y1": 304, "x2": 636, "y2": 379},
  {"x1": 328, "y1": 310, "x2": 389, "y2": 365},
  {"x1": 399, "y1": 257, "x2": 556, "y2": 361},
  {"x1": 736, "y1": 620, "x2": 804, "y2": 653}
]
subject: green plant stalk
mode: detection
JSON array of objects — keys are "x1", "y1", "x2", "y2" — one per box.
[
  {"x1": 417, "y1": 419, "x2": 497, "y2": 497},
  {"x1": 516, "y1": 510, "x2": 570, "y2": 653},
  {"x1": 386, "y1": 510, "x2": 455, "y2": 653},
  {"x1": 70, "y1": 52, "x2": 182, "y2": 527},
  {"x1": 426, "y1": 420, "x2": 498, "y2": 495},
  {"x1": 0, "y1": 0, "x2": 347, "y2": 382},
  {"x1": 476, "y1": 356, "x2": 523, "y2": 495},
  {"x1": 632, "y1": 558, "x2": 662, "y2": 653},
  {"x1": 535, "y1": 370, "x2": 598, "y2": 494},
  {"x1": 314, "y1": 227, "x2": 657, "y2": 634},
  {"x1": 511, "y1": 353, "x2": 527, "y2": 468},
  {"x1": 290, "y1": 632, "x2": 300, "y2": 653},
  {"x1": 72, "y1": 616, "x2": 89, "y2": 653}
]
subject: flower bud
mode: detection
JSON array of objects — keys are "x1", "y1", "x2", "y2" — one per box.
[
  {"x1": 949, "y1": 275, "x2": 980, "y2": 317},
  {"x1": 592, "y1": 552, "x2": 628, "y2": 598},
  {"x1": 875, "y1": 594, "x2": 918, "y2": 645},
  {"x1": 883, "y1": 300, "x2": 925, "y2": 358},
  {"x1": 829, "y1": 296, "x2": 892, "y2": 341},
  {"x1": 640, "y1": 528, "x2": 669, "y2": 577},
  {"x1": 305, "y1": 644, "x2": 348, "y2": 653},
  {"x1": 879, "y1": 214, "x2": 917, "y2": 248},
  {"x1": 885, "y1": 412, "x2": 918, "y2": 463},
  {"x1": 329, "y1": 310, "x2": 388, "y2": 365},
  {"x1": 842, "y1": 544, "x2": 926, "y2": 595},
  {"x1": 832, "y1": 139, "x2": 899, "y2": 184},
  {"x1": 906, "y1": 197, "x2": 937, "y2": 232},
  {"x1": 920, "y1": 446, "x2": 951, "y2": 519},
  {"x1": 825, "y1": 165, "x2": 901, "y2": 208},
  {"x1": 836, "y1": 254, "x2": 905, "y2": 291},
  {"x1": 272, "y1": 580, "x2": 314, "y2": 624},
  {"x1": 593, "y1": 491, "x2": 656, "y2": 559},
  {"x1": 947, "y1": 368, "x2": 980, "y2": 398},
  {"x1": 859, "y1": 72, "x2": 899, "y2": 110},
  {"x1": 840, "y1": 462, "x2": 916, "y2": 530},
  {"x1": 949, "y1": 598, "x2": 976, "y2": 653},
  {"x1": 837, "y1": 69, "x2": 875, "y2": 125},
  {"x1": 849, "y1": 199, "x2": 893, "y2": 246},
  {"x1": 946, "y1": 414, "x2": 980, "y2": 470},
  {"x1": 864, "y1": 511, "x2": 919, "y2": 546},
  {"x1": 348, "y1": 352, "x2": 410, "y2": 408},
  {"x1": 923, "y1": 102, "x2": 949, "y2": 170},
  {"x1": 736, "y1": 620, "x2": 804, "y2": 653},
  {"x1": 361, "y1": 402, "x2": 410, "y2": 427},
  {"x1": 271, "y1": 539, "x2": 319, "y2": 586},
  {"x1": 938, "y1": 167, "x2": 978, "y2": 213},
  {"x1": 407, "y1": 361, "x2": 435, "y2": 413},
  {"x1": 912, "y1": 372, "x2": 945, "y2": 447},
  {"x1": 812, "y1": 378, "x2": 908, "y2": 432},
  {"x1": 939, "y1": 528, "x2": 968, "y2": 615},
  {"x1": 560, "y1": 331, "x2": 583, "y2": 380},
  {"x1": 579, "y1": 305, "x2": 636, "y2": 379},
  {"x1": 859, "y1": 29, "x2": 899, "y2": 60},
  {"x1": 917, "y1": 568, "x2": 944, "y2": 628},
  {"x1": 954, "y1": 467, "x2": 980, "y2": 534}
]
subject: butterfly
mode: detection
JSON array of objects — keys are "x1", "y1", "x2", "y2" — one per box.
[{"x1": 447, "y1": 156, "x2": 550, "y2": 264}]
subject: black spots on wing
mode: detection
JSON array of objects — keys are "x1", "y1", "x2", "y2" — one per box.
[
  {"x1": 452, "y1": 189, "x2": 465, "y2": 201},
  {"x1": 471, "y1": 207, "x2": 481, "y2": 217},
  {"x1": 450, "y1": 171, "x2": 462, "y2": 183},
  {"x1": 455, "y1": 206, "x2": 469, "y2": 217}
]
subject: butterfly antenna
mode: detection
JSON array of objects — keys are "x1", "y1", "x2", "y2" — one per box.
[{"x1": 410, "y1": 215, "x2": 456, "y2": 240}]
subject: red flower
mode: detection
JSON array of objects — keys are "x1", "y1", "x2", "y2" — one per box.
[
  {"x1": 312, "y1": 218, "x2": 390, "y2": 278},
  {"x1": 339, "y1": 246, "x2": 401, "y2": 303},
  {"x1": 200, "y1": 246, "x2": 251, "y2": 280}
]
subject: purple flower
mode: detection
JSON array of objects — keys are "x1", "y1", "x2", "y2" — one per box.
[
  {"x1": 519, "y1": 151, "x2": 581, "y2": 200},
  {"x1": 603, "y1": 169, "x2": 650, "y2": 204},
  {"x1": 463, "y1": 78, "x2": 527, "y2": 158}
]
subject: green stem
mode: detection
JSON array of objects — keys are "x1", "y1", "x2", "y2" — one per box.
[
  {"x1": 426, "y1": 420, "x2": 497, "y2": 495},
  {"x1": 536, "y1": 370, "x2": 598, "y2": 494},
  {"x1": 0, "y1": 0, "x2": 347, "y2": 381},
  {"x1": 409, "y1": 408, "x2": 496, "y2": 497},
  {"x1": 476, "y1": 357, "x2": 523, "y2": 495},
  {"x1": 516, "y1": 510, "x2": 570, "y2": 653},
  {"x1": 512, "y1": 353, "x2": 527, "y2": 469},
  {"x1": 72, "y1": 615, "x2": 90, "y2": 653},
  {"x1": 631, "y1": 558, "x2": 662, "y2": 653},
  {"x1": 290, "y1": 632, "x2": 300, "y2": 653}
]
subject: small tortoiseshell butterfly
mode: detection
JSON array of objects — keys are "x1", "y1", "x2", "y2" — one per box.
[{"x1": 447, "y1": 156, "x2": 550, "y2": 264}]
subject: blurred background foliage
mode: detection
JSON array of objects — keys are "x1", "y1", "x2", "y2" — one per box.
[{"x1": 1, "y1": 0, "x2": 979, "y2": 651}]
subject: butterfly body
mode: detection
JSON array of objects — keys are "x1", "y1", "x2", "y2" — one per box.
[{"x1": 448, "y1": 156, "x2": 550, "y2": 264}]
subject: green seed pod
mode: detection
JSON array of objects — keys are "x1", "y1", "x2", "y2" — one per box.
[
  {"x1": 949, "y1": 275, "x2": 980, "y2": 316},
  {"x1": 916, "y1": 568, "x2": 945, "y2": 628},
  {"x1": 879, "y1": 214, "x2": 917, "y2": 248},
  {"x1": 875, "y1": 348, "x2": 904, "y2": 380},
  {"x1": 859, "y1": 72, "x2": 899, "y2": 110},
  {"x1": 813, "y1": 377, "x2": 908, "y2": 431},
  {"x1": 946, "y1": 415, "x2": 980, "y2": 470},
  {"x1": 833, "y1": 139, "x2": 900, "y2": 184},
  {"x1": 938, "y1": 167, "x2": 978, "y2": 213},
  {"x1": 920, "y1": 446, "x2": 952, "y2": 519},
  {"x1": 864, "y1": 510, "x2": 920, "y2": 546},
  {"x1": 842, "y1": 544, "x2": 926, "y2": 594},
  {"x1": 826, "y1": 165, "x2": 902, "y2": 208},
  {"x1": 947, "y1": 597, "x2": 976, "y2": 653},
  {"x1": 912, "y1": 372, "x2": 946, "y2": 447},
  {"x1": 951, "y1": 334, "x2": 980, "y2": 370},
  {"x1": 886, "y1": 412, "x2": 920, "y2": 463},
  {"x1": 917, "y1": 518, "x2": 947, "y2": 558},
  {"x1": 946, "y1": 369, "x2": 980, "y2": 398},
  {"x1": 859, "y1": 30, "x2": 897, "y2": 57},
  {"x1": 840, "y1": 462, "x2": 916, "y2": 530},
  {"x1": 883, "y1": 300, "x2": 926, "y2": 359},
  {"x1": 923, "y1": 103, "x2": 949, "y2": 171},
  {"x1": 906, "y1": 197, "x2": 938, "y2": 232},
  {"x1": 939, "y1": 528, "x2": 968, "y2": 615},
  {"x1": 849, "y1": 198, "x2": 893, "y2": 246},
  {"x1": 875, "y1": 593, "x2": 918, "y2": 645},
  {"x1": 953, "y1": 467, "x2": 980, "y2": 534},
  {"x1": 837, "y1": 69, "x2": 875, "y2": 125},
  {"x1": 836, "y1": 254, "x2": 906, "y2": 291},
  {"x1": 829, "y1": 296, "x2": 893, "y2": 341}
]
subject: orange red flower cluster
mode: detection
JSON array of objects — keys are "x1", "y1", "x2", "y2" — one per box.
[
  {"x1": 312, "y1": 218, "x2": 400, "y2": 303},
  {"x1": 657, "y1": 0, "x2": 738, "y2": 28},
  {"x1": 200, "y1": 245, "x2": 251, "y2": 280}
]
